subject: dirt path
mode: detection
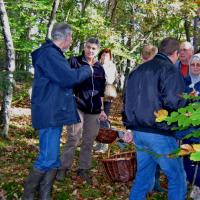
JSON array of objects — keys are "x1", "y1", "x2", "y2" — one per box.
[{"x1": 10, "y1": 107, "x2": 31, "y2": 117}]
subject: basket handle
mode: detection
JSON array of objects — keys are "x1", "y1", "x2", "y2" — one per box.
[{"x1": 107, "y1": 138, "x2": 122, "y2": 158}]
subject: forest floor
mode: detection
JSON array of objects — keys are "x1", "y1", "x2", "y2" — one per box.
[{"x1": 0, "y1": 88, "x2": 191, "y2": 200}]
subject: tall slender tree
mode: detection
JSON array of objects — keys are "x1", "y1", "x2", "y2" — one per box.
[
  {"x1": 78, "y1": 0, "x2": 92, "y2": 52},
  {"x1": 193, "y1": 7, "x2": 200, "y2": 52},
  {"x1": 0, "y1": 0, "x2": 15, "y2": 138},
  {"x1": 46, "y1": 0, "x2": 60, "y2": 39}
]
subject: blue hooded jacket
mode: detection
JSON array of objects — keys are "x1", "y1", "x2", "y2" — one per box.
[{"x1": 31, "y1": 40, "x2": 92, "y2": 129}]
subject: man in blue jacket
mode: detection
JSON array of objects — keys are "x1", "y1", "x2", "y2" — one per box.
[
  {"x1": 22, "y1": 23, "x2": 93, "y2": 200},
  {"x1": 56, "y1": 38, "x2": 107, "y2": 184},
  {"x1": 125, "y1": 38, "x2": 187, "y2": 200}
]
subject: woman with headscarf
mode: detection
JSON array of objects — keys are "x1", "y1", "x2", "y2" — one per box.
[{"x1": 184, "y1": 53, "x2": 200, "y2": 96}]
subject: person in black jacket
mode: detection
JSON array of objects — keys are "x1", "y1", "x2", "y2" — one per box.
[
  {"x1": 22, "y1": 23, "x2": 93, "y2": 200},
  {"x1": 56, "y1": 38, "x2": 107, "y2": 184},
  {"x1": 141, "y1": 44, "x2": 166, "y2": 193},
  {"x1": 125, "y1": 38, "x2": 187, "y2": 200}
]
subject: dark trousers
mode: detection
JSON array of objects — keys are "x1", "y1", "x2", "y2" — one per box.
[{"x1": 104, "y1": 100, "x2": 112, "y2": 117}]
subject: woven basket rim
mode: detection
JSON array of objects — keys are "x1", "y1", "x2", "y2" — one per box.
[
  {"x1": 109, "y1": 151, "x2": 135, "y2": 156},
  {"x1": 99, "y1": 128, "x2": 118, "y2": 132},
  {"x1": 102, "y1": 157, "x2": 134, "y2": 162},
  {"x1": 102, "y1": 151, "x2": 135, "y2": 162}
]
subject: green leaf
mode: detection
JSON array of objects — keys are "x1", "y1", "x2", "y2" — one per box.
[
  {"x1": 190, "y1": 152, "x2": 200, "y2": 161},
  {"x1": 170, "y1": 112, "x2": 179, "y2": 117},
  {"x1": 183, "y1": 129, "x2": 200, "y2": 139}
]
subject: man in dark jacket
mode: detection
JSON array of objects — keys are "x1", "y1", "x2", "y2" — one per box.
[
  {"x1": 22, "y1": 23, "x2": 93, "y2": 200},
  {"x1": 56, "y1": 38, "x2": 107, "y2": 184},
  {"x1": 125, "y1": 38, "x2": 187, "y2": 200}
]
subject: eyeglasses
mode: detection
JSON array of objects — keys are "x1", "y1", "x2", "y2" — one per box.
[{"x1": 190, "y1": 63, "x2": 200, "y2": 68}]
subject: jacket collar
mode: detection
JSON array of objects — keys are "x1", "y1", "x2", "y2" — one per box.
[
  {"x1": 155, "y1": 53, "x2": 174, "y2": 64},
  {"x1": 44, "y1": 39, "x2": 64, "y2": 55},
  {"x1": 80, "y1": 51, "x2": 100, "y2": 67}
]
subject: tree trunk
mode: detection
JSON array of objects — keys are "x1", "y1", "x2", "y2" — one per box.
[
  {"x1": 193, "y1": 16, "x2": 199, "y2": 53},
  {"x1": 193, "y1": 8, "x2": 200, "y2": 53},
  {"x1": 46, "y1": 0, "x2": 60, "y2": 39},
  {"x1": 105, "y1": 0, "x2": 118, "y2": 24},
  {"x1": 110, "y1": 0, "x2": 118, "y2": 24},
  {"x1": 78, "y1": 0, "x2": 91, "y2": 53},
  {"x1": 184, "y1": 16, "x2": 191, "y2": 42},
  {"x1": 0, "y1": 0, "x2": 16, "y2": 138},
  {"x1": 81, "y1": 0, "x2": 91, "y2": 17},
  {"x1": 106, "y1": 0, "x2": 111, "y2": 18},
  {"x1": 126, "y1": 36, "x2": 131, "y2": 75}
]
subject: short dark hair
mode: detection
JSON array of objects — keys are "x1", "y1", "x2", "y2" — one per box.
[
  {"x1": 85, "y1": 37, "x2": 100, "y2": 47},
  {"x1": 51, "y1": 23, "x2": 72, "y2": 40},
  {"x1": 158, "y1": 37, "x2": 180, "y2": 56}
]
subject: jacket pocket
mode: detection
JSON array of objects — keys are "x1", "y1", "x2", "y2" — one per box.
[{"x1": 54, "y1": 94, "x2": 77, "y2": 121}]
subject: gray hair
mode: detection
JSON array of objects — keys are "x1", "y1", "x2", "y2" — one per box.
[
  {"x1": 51, "y1": 23, "x2": 72, "y2": 41},
  {"x1": 85, "y1": 37, "x2": 100, "y2": 48},
  {"x1": 181, "y1": 41, "x2": 194, "y2": 51}
]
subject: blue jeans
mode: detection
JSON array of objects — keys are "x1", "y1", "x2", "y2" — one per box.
[
  {"x1": 34, "y1": 127, "x2": 62, "y2": 171},
  {"x1": 130, "y1": 131, "x2": 187, "y2": 200}
]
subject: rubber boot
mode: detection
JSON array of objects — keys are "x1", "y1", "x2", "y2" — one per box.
[
  {"x1": 39, "y1": 169, "x2": 57, "y2": 200},
  {"x1": 77, "y1": 169, "x2": 92, "y2": 184},
  {"x1": 22, "y1": 168, "x2": 45, "y2": 200}
]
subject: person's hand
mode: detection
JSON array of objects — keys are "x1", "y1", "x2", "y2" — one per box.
[
  {"x1": 99, "y1": 111, "x2": 107, "y2": 121},
  {"x1": 178, "y1": 144, "x2": 195, "y2": 156},
  {"x1": 190, "y1": 89, "x2": 198, "y2": 97},
  {"x1": 122, "y1": 131, "x2": 133, "y2": 143}
]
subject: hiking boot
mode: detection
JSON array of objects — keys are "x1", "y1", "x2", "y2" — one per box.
[
  {"x1": 56, "y1": 169, "x2": 69, "y2": 182},
  {"x1": 77, "y1": 169, "x2": 92, "y2": 184},
  {"x1": 22, "y1": 168, "x2": 45, "y2": 200},
  {"x1": 39, "y1": 169, "x2": 57, "y2": 200}
]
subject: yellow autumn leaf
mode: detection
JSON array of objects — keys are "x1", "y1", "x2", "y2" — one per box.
[
  {"x1": 178, "y1": 144, "x2": 195, "y2": 156},
  {"x1": 192, "y1": 144, "x2": 200, "y2": 152},
  {"x1": 154, "y1": 109, "x2": 168, "y2": 122}
]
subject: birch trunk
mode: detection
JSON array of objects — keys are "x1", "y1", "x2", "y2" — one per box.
[
  {"x1": 0, "y1": 0, "x2": 15, "y2": 138},
  {"x1": 46, "y1": 0, "x2": 60, "y2": 39}
]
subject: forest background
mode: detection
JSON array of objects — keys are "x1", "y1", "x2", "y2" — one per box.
[{"x1": 0, "y1": 0, "x2": 200, "y2": 199}]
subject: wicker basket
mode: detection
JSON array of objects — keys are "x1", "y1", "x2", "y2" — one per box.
[
  {"x1": 96, "y1": 128, "x2": 118, "y2": 144},
  {"x1": 102, "y1": 151, "x2": 136, "y2": 182}
]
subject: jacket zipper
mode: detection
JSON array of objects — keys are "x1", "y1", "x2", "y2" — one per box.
[{"x1": 90, "y1": 65, "x2": 94, "y2": 113}]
